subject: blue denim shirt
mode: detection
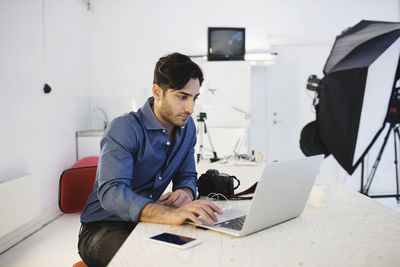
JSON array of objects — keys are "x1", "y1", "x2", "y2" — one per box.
[{"x1": 80, "y1": 97, "x2": 197, "y2": 223}]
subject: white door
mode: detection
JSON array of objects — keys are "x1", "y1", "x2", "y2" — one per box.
[{"x1": 262, "y1": 45, "x2": 331, "y2": 162}]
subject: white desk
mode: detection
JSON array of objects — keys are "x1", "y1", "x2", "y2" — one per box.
[{"x1": 109, "y1": 162, "x2": 400, "y2": 267}]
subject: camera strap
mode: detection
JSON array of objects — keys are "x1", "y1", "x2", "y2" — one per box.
[{"x1": 225, "y1": 181, "x2": 258, "y2": 200}]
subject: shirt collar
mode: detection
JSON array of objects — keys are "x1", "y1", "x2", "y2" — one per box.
[
  {"x1": 142, "y1": 97, "x2": 186, "y2": 134},
  {"x1": 141, "y1": 96, "x2": 187, "y2": 134},
  {"x1": 141, "y1": 97, "x2": 164, "y2": 130}
]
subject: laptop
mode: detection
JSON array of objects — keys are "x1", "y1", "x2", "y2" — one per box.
[{"x1": 189, "y1": 155, "x2": 324, "y2": 237}]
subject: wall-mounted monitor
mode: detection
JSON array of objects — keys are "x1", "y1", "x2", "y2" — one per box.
[{"x1": 208, "y1": 27, "x2": 245, "y2": 61}]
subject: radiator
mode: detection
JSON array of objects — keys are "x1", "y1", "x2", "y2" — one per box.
[{"x1": 0, "y1": 174, "x2": 40, "y2": 239}]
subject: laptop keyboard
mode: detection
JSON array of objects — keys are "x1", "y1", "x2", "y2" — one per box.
[{"x1": 215, "y1": 215, "x2": 246, "y2": 230}]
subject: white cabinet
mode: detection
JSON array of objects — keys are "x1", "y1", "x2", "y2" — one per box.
[{"x1": 76, "y1": 130, "x2": 103, "y2": 160}]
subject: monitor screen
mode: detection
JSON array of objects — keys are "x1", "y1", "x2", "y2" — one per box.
[{"x1": 208, "y1": 27, "x2": 245, "y2": 61}]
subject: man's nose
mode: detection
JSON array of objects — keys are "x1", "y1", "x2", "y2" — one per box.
[{"x1": 184, "y1": 100, "x2": 194, "y2": 114}]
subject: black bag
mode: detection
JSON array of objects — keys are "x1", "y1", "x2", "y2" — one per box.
[{"x1": 197, "y1": 169, "x2": 240, "y2": 197}]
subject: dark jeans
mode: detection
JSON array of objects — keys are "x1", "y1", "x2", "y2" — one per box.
[{"x1": 78, "y1": 221, "x2": 137, "y2": 267}]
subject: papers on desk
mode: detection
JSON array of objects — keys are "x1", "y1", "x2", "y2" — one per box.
[{"x1": 231, "y1": 161, "x2": 257, "y2": 166}]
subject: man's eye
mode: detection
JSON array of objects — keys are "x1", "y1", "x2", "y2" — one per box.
[{"x1": 179, "y1": 95, "x2": 187, "y2": 100}]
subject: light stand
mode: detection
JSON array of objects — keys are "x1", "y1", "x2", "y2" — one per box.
[
  {"x1": 196, "y1": 112, "x2": 219, "y2": 163},
  {"x1": 360, "y1": 123, "x2": 400, "y2": 202},
  {"x1": 209, "y1": 88, "x2": 253, "y2": 160},
  {"x1": 232, "y1": 108, "x2": 252, "y2": 160},
  {"x1": 360, "y1": 86, "x2": 400, "y2": 201},
  {"x1": 300, "y1": 20, "x2": 400, "y2": 201}
]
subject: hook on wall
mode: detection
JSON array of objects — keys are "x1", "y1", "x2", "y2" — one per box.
[{"x1": 43, "y1": 83, "x2": 51, "y2": 94}]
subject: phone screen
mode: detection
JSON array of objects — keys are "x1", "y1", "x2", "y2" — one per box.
[{"x1": 150, "y1": 232, "x2": 196, "y2": 245}]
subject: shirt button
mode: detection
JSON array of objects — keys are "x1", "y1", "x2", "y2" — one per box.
[
  {"x1": 158, "y1": 176, "x2": 162, "y2": 180},
  {"x1": 166, "y1": 141, "x2": 171, "y2": 146},
  {"x1": 149, "y1": 194, "x2": 153, "y2": 198}
]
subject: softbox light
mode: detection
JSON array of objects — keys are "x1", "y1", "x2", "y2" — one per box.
[{"x1": 300, "y1": 20, "x2": 400, "y2": 175}]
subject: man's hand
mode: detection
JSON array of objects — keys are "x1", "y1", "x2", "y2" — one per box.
[
  {"x1": 140, "y1": 200, "x2": 223, "y2": 225},
  {"x1": 172, "y1": 200, "x2": 223, "y2": 225},
  {"x1": 159, "y1": 188, "x2": 193, "y2": 208}
]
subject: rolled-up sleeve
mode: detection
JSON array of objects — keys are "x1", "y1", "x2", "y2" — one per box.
[{"x1": 96, "y1": 118, "x2": 153, "y2": 222}]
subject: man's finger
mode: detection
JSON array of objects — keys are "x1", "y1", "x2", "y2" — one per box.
[
  {"x1": 159, "y1": 192, "x2": 172, "y2": 202},
  {"x1": 167, "y1": 194, "x2": 181, "y2": 207},
  {"x1": 186, "y1": 213, "x2": 202, "y2": 225},
  {"x1": 189, "y1": 206, "x2": 214, "y2": 224},
  {"x1": 202, "y1": 200, "x2": 223, "y2": 214},
  {"x1": 193, "y1": 200, "x2": 223, "y2": 214},
  {"x1": 164, "y1": 193, "x2": 179, "y2": 206},
  {"x1": 200, "y1": 204, "x2": 218, "y2": 222},
  {"x1": 173, "y1": 194, "x2": 191, "y2": 208},
  {"x1": 171, "y1": 195, "x2": 184, "y2": 208}
]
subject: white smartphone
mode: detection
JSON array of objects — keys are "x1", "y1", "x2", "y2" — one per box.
[{"x1": 146, "y1": 232, "x2": 201, "y2": 249}]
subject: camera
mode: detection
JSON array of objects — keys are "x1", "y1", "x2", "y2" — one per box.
[{"x1": 197, "y1": 112, "x2": 207, "y2": 122}]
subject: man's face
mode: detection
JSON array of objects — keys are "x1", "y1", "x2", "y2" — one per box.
[{"x1": 153, "y1": 78, "x2": 201, "y2": 130}]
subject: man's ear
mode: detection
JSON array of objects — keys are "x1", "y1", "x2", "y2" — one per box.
[{"x1": 152, "y1": 84, "x2": 163, "y2": 101}]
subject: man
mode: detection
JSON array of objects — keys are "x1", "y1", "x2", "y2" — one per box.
[{"x1": 78, "y1": 53, "x2": 222, "y2": 266}]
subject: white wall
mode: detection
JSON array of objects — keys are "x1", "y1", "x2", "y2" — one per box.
[
  {"x1": 92, "y1": 0, "x2": 400, "y2": 194},
  {"x1": 87, "y1": 0, "x2": 399, "y2": 99},
  {"x1": 86, "y1": 0, "x2": 400, "y2": 190},
  {"x1": 1, "y1": 0, "x2": 399, "y2": 248},
  {"x1": 0, "y1": 0, "x2": 90, "y2": 235}
]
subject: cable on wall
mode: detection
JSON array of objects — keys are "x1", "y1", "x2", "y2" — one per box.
[{"x1": 42, "y1": 0, "x2": 51, "y2": 94}]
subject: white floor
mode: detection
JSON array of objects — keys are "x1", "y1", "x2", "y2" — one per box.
[
  {"x1": 376, "y1": 197, "x2": 400, "y2": 212},
  {"x1": 0, "y1": 198, "x2": 399, "y2": 267},
  {"x1": 0, "y1": 214, "x2": 82, "y2": 267}
]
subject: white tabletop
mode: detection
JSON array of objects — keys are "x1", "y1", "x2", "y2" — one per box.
[{"x1": 109, "y1": 162, "x2": 400, "y2": 267}]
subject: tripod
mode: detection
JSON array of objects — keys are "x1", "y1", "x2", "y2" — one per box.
[
  {"x1": 196, "y1": 112, "x2": 219, "y2": 163},
  {"x1": 360, "y1": 123, "x2": 400, "y2": 202}
]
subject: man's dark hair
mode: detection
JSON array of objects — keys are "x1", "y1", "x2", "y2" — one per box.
[{"x1": 153, "y1": 52, "x2": 204, "y2": 91}]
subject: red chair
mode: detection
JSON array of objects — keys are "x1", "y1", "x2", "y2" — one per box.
[
  {"x1": 59, "y1": 157, "x2": 98, "y2": 267},
  {"x1": 72, "y1": 260, "x2": 88, "y2": 267},
  {"x1": 58, "y1": 156, "x2": 99, "y2": 213}
]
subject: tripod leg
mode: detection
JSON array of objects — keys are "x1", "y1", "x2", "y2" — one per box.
[
  {"x1": 365, "y1": 125, "x2": 392, "y2": 194},
  {"x1": 394, "y1": 126, "x2": 400, "y2": 203},
  {"x1": 197, "y1": 121, "x2": 204, "y2": 163},
  {"x1": 203, "y1": 123, "x2": 219, "y2": 161},
  {"x1": 360, "y1": 159, "x2": 365, "y2": 194}
]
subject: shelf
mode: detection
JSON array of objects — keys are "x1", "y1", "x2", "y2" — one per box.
[{"x1": 190, "y1": 52, "x2": 277, "y2": 65}]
